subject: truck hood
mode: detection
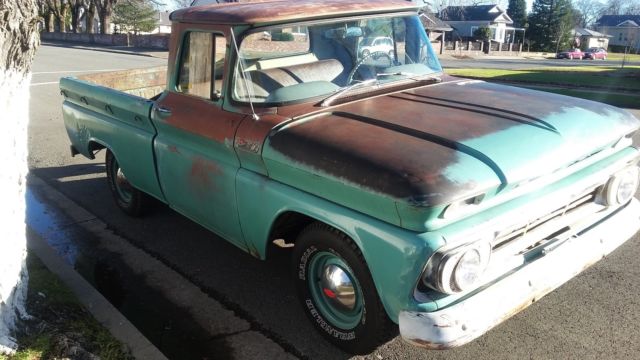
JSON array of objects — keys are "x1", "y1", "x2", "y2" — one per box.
[{"x1": 262, "y1": 80, "x2": 639, "y2": 228}]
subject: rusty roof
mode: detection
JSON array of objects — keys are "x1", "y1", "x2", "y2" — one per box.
[{"x1": 170, "y1": 0, "x2": 418, "y2": 25}]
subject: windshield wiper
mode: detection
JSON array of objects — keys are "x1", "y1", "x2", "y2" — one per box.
[{"x1": 320, "y1": 78, "x2": 378, "y2": 107}]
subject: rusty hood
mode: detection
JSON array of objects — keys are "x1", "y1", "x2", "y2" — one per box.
[{"x1": 261, "y1": 80, "x2": 640, "y2": 230}]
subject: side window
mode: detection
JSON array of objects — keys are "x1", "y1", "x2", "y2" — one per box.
[{"x1": 177, "y1": 31, "x2": 227, "y2": 100}]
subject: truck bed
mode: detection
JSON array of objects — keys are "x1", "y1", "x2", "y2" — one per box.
[{"x1": 60, "y1": 66, "x2": 168, "y2": 202}]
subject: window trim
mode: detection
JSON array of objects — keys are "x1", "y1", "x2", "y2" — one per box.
[{"x1": 174, "y1": 30, "x2": 227, "y2": 102}]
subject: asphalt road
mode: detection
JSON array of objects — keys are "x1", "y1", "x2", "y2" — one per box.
[{"x1": 29, "y1": 44, "x2": 640, "y2": 359}]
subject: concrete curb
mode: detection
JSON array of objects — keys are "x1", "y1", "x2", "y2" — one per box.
[
  {"x1": 41, "y1": 41, "x2": 169, "y2": 59},
  {"x1": 27, "y1": 228, "x2": 168, "y2": 360}
]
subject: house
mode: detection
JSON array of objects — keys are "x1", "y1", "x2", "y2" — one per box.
[
  {"x1": 419, "y1": 12, "x2": 452, "y2": 54},
  {"x1": 439, "y1": 4, "x2": 522, "y2": 44},
  {"x1": 151, "y1": 11, "x2": 172, "y2": 34},
  {"x1": 572, "y1": 28, "x2": 610, "y2": 50},
  {"x1": 594, "y1": 15, "x2": 640, "y2": 50}
]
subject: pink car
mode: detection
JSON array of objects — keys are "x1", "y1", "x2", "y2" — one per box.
[
  {"x1": 556, "y1": 48, "x2": 583, "y2": 60},
  {"x1": 584, "y1": 47, "x2": 608, "y2": 60}
]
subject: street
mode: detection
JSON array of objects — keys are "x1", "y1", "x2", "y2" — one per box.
[{"x1": 29, "y1": 44, "x2": 640, "y2": 359}]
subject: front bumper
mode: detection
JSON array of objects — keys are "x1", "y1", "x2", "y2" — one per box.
[{"x1": 399, "y1": 198, "x2": 640, "y2": 349}]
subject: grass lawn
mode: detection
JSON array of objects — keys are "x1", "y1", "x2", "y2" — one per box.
[
  {"x1": 446, "y1": 66, "x2": 640, "y2": 91},
  {"x1": 0, "y1": 254, "x2": 132, "y2": 360},
  {"x1": 519, "y1": 86, "x2": 640, "y2": 109},
  {"x1": 606, "y1": 53, "x2": 640, "y2": 61}
]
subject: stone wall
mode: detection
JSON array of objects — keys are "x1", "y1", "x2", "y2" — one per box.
[{"x1": 41, "y1": 32, "x2": 170, "y2": 50}]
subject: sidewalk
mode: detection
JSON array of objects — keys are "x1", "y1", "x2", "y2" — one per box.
[{"x1": 42, "y1": 40, "x2": 169, "y2": 59}]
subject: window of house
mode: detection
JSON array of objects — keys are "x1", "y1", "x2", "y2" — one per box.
[{"x1": 177, "y1": 32, "x2": 227, "y2": 100}]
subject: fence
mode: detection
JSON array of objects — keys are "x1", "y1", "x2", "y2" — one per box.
[
  {"x1": 41, "y1": 32, "x2": 170, "y2": 50},
  {"x1": 441, "y1": 40, "x2": 523, "y2": 56}
]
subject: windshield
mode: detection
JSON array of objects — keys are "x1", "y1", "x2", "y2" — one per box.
[{"x1": 232, "y1": 14, "x2": 442, "y2": 105}]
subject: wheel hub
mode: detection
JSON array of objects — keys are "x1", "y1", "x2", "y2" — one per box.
[{"x1": 321, "y1": 264, "x2": 356, "y2": 311}]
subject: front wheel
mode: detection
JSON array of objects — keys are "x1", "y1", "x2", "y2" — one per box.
[
  {"x1": 106, "y1": 150, "x2": 151, "y2": 217},
  {"x1": 292, "y1": 223, "x2": 395, "y2": 354}
]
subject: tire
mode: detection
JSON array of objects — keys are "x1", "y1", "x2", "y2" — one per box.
[
  {"x1": 106, "y1": 150, "x2": 151, "y2": 217},
  {"x1": 361, "y1": 49, "x2": 370, "y2": 58},
  {"x1": 292, "y1": 222, "x2": 395, "y2": 354}
]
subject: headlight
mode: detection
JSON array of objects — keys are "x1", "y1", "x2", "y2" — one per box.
[
  {"x1": 602, "y1": 166, "x2": 639, "y2": 206},
  {"x1": 423, "y1": 240, "x2": 491, "y2": 294}
]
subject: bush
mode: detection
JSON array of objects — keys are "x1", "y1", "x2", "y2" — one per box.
[
  {"x1": 473, "y1": 26, "x2": 492, "y2": 41},
  {"x1": 271, "y1": 32, "x2": 294, "y2": 41}
]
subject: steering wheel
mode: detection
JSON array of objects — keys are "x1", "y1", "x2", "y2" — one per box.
[{"x1": 346, "y1": 50, "x2": 394, "y2": 85}]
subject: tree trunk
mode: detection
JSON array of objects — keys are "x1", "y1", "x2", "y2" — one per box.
[
  {"x1": 71, "y1": 5, "x2": 79, "y2": 33},
  {"x1": 86, "y1": 3, "x2": 96, "y2": 34},
  {"x1": 58, "y1": 6, "x2": 67, "y2": 33},
  {"x1": 47, "y1": 12, "x2": 55, "y2": 33},
  {"x1": 0, "y1": 0, "x2": 39, "y2": 355},
  {"x1": 99, "y1": 10, "x2": 112, "y2": 34}
]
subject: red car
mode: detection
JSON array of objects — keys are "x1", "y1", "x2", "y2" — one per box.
[
  {"x1": 556, "y1": 48, "x2": 583, "y2": 60},
  {"x1": 583, "y1": 47, "x2": 608, "y2": 60}
]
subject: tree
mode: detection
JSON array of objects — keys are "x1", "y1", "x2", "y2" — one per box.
[
  {"x1": 113, "y1": 0, "x2": 158, "y2": 34},
  {"x1": 173, "y1": 0, "x2": 191, "y2": 8},
  {"x1": 0, "y1": 0, "x2": 39, "y2": 355},
  {"x1": 528, "y1": 0, "x2": 576, "y2": 52},
  {"x1": 507, "y1": 0, "x2": 528, "y2": 28},
  {"x1": 69, "y1": 0, "x2": 84, "y2": 33},
  {"x1": 573, "y1": 0, "x2": 603, "y2": 27},
  {"x1": 83, "y1": 0, "x2": 98, "y2": 34},
  {"x1": 473, "y1": 26, "x2": 493, "y2": 41},
  {"x1": 45, "y1": 0, "x2": 69, "y2": 32},
  {"x1": 95, "y1": 0, "x2": 118, "y2": 34}
]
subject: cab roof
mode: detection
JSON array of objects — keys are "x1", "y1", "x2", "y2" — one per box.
[{"x1": 170, "y1": 0, "x2": 418, "y2": 25}]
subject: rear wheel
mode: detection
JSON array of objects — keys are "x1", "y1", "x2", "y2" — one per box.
[
  {"x1": 106, "y1": 150, "x2": 151, "y2": 217},
  {"x1": 292, "y1": 223, "x2": 395, "y2": 354}
]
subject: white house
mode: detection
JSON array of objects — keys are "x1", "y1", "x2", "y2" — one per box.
[
  {"x1": 595, "y1": 15, "x2": 640, "y2": 50},
  {"x1": 439, "y1": 4, "x2": 518, "y2": 44}
]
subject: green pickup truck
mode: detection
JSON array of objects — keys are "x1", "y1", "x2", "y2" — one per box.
[{"x1": 60, "y1": 0, "x2": 640, "y2": 354}]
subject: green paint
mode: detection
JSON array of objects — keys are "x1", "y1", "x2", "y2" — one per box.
[
  {"x1": 60, "y1": 79, "x2": 165, "y2": 202},
  {"x1": 235, "y1": 168, "x2": 444, "y2": 321}
]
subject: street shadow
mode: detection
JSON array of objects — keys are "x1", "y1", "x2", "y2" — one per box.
[{"x1": 29, "y1": 164, "x2": 358, "y2": 360}]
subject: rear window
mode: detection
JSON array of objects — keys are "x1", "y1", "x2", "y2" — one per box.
[{"x1": 240, "y1": 27, "x2": 310, "y2": 60}]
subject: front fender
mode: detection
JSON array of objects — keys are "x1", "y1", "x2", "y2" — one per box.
[{"x1": 235, "y1": 168, "x2": 444, "y2": 321}]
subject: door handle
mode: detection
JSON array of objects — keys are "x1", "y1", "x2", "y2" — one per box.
[{"x1": 155, "y1": 106, "x2": 172, "y2": 116}]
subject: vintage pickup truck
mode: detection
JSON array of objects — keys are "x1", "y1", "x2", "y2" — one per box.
[{"x1": 60, "y1": 0, "x2": 640, "y2": 354}]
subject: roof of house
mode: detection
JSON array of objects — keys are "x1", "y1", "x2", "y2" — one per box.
[
  {"x1": 419, "y1": 12, "x2": 452, "y2": 31},
  {"x1": 573, "y1": 27, "x2": 610, "y2": 37},
  {"x1": 439, "y1": 4, "x2": 512, "y2": 23},
  {"x1": 171, "y1": 0, "x2": 418, "y2": 25},
  {"x1": 595, "y1": 15, "x2": 640, "y2": 27}
]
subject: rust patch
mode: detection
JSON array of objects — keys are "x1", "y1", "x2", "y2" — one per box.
[
  {"x1": 189, "y1": 157, "x2": 223, "y2": 191},
  {"x1": 171, "y1": 0, "x2": 416, "y2": 25},
  {"x1": 406, "y1": 338, "x2": 451, "y2": 350},
  {"x1": 168, "y1": 144, "x2": 181, "y2": 154}
]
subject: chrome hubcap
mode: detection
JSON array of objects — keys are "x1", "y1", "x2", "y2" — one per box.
[{"x1": 321, "y1": 264, "x2": 356, "y2": 311}]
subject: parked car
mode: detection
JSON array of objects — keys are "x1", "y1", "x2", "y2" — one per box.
[
  {"x1": 359, "y1": 36, "x2": 394, "y2": 58},
  {"x1": 60, "y1": 0, "x2": 640, "y2": 354},
  {"x1": 583, "y1": 47, "x2": 608, "y2": 60},
  {"x1": 556, "y1": 48, "x2": 583, "y2": 59}
]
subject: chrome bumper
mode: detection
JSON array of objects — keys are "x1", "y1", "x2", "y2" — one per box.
[{"x1": 399, "y1": 198, "x2": 640, "y2": 349}]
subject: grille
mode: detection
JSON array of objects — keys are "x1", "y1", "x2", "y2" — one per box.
[{"x1": 491, "y1": 187, "x2": 601, "y2": 255}]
